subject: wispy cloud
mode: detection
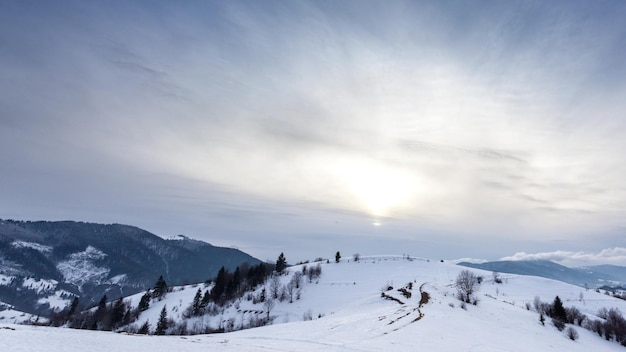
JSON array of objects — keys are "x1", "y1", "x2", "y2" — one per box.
[{"x1": 1, "y1": 1, "x2": 626, "y2": 260}]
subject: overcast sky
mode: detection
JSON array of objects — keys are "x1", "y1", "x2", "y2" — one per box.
[{"x1": 1, "y1": 0, "x2": 626, "y2": 265}]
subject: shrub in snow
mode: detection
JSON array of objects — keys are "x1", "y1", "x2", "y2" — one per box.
[
  {"x1": 566, "y1": 327, "x2": 579, "y2": 341},
  {"x1": 455, "y1": 270, "x2": 480, "y2": 304},
  {"x1": 566, "y1": 306, "x2": 585, "y2": 326},
  {"x1": 552, "y1": 318, "x2": 565, "y2": 331},
  {"x1": 492, "y1": 271, "x2": 503, "y2": 284},
  {"x1": 302, "y1": 310, "x2": 313, "y2": 321},
  {"x1": 398, "y1": 287, "x2": 411, "y2": 299}
]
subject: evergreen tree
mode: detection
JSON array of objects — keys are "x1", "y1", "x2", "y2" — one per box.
[
  {"x1": 97, "y1": 294, "x2": 107, "y2": 312},
  {"x1": 138, "y1": 320, "x2": 150, "y2": 335},
  {"x1": 109, "y1": 298, "x2": 126, "y2": 330},
  {"x1": 276, "y1": 252, "x2": 287, "y2": 274},
  {"x1": 122, "y1": 307, "x2": 132, "y2": 326},
  {"x1": 153, "y1": 275, "x2": 168, "y2": 299},
  {"x1": 87, "y1": 294, "x2": 108, "y2": 330},
  {"x1": 247, "y1": 264, "x2": 258, "y2": 287},
  {"x1": 335, "y1": 251, "x2": 341, "y2": 263},
  {"x1": 155, "y1": 305, "x2": 168, "y2": 335},
  {"x1": 226, "y1": 266, "x2": 241, "y2": 299},
  {"x1": 93, "y1": 294, "x2": 107, "y2": 324},
  {"x1": 191, "y1": 288, "x2": 202, "y2": 316},
  {"x1": 67, "y1": 297, "x2": 79, "y2": 318},
  {"x1": 138, "y1": 291, "x2": 151, "y2": 311},
  {"x1": 200, "y1": 290, "x2": 211, "y2": 310},
  {"x1": 211, "y1": 266, "x2": 227, "y2": 302},
  {"x1": 247, "y1": 263, "x2": 268, "y2": 288},
  {"x1": 552, "y1": 296, "x2": 567, "y2": 322}
]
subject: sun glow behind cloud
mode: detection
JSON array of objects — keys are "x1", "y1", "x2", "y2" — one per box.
[
  {"x1": 335, "y1": 158, "x2": 419, "y2": 218},
  {"x1": 116, "y1": 30, "x2": 626, "y2": 237},
  {"x1": 2, "y1": 0, "x2": 626, "y2": 257}
]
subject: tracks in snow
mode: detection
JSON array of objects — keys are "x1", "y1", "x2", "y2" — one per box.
[{"x1": 379, "y1": 283, "x2": 429, "y2": 334}]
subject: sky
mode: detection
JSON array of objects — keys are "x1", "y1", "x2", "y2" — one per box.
[{"x1": 1, "y1": 0, "x2": 626, "y2": 265}]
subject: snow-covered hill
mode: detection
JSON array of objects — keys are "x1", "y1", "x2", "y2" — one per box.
[
  {"x1": 0, "y1": 304, "x2": 41, "y2": 324},
  {"x1": 3, "y1": 255, "x2": 626, "y2": 351}
]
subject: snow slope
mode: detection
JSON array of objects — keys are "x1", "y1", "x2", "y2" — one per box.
[
  {"x1": 0, "y1": 305, "x2": 43, "y2": 324},
  {"x1": 3, "y1": 255, "x2": 626, "y2": 351}
]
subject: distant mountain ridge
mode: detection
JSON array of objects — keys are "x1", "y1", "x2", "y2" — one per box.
[
  {"x1": 0, "y1": 219, "x2": 260, "y2": 316},
  {"x1": 457, "y1": 260, "x2": 626, "y2": 288}
]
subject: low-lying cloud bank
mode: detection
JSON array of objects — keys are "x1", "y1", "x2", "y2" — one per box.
[{"x1": 500, "y1": 247, "x2": 626, "y2": 266}]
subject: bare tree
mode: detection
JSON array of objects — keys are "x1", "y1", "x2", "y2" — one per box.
[
  {"x1": 533, "y1": 296, "x2": 542, "y2": 312},
  {"x1": 287, "y1": 278, "x2": 296, "y2": 303},
  {"x1": 292, "y1": 271, "x2": 303, "y2": 289},
  {"x1": 270, "y1": 275, "x2": 281, "y2": 299},
  {"x1": 306, "y1": 263, "x2": 322, "y2": 283},
  {"x1": 455, "y1": 270, "x2": 480, "y2": 303},
  {"x1": 263, "y1": 298, "x2": 275, "y2": 323}
]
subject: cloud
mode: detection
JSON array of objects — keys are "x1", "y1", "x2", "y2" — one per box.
[
  {"x1": 1, "y1": 1, "x2": 626, "y2": 260},
  {"x1": 501, "y1": 248, "x2": 626, "y2": 266},
  {"x1": 448, "y1": 258, "x2": 489, "y2": 265}
]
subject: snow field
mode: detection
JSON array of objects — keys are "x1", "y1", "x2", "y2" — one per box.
[{"x1": 3, "y1": 255, "x2": 626, "y2": 351}]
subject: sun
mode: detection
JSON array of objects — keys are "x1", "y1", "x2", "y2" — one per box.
[{"x1": 336, "y1": 158, "x2": 418, "y2": 219}]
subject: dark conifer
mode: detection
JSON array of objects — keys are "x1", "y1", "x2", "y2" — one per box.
[
  {"x1": 109, "y1": 298, "x2": 126, "y2": 329},
  {"x1": 138, "y1": 320, "x2": 150, "y2": 335},
  {"x1": 225, "y1": 267, "x2": 241, "y2": 299},
  {"x1": 211, "y1": 266, "x2": 227, "y2": 302},
  {"x1": 276, "y1": 253, "x2": 287, "y2": 274},
  {"x1": 153, "y1": 275, "x2": 168, "y2": 299},
  {"x1": 67, "y1": 297, "x2": 79, "y2": 318},
  {"x1": 552, "y1": 296, "x2": 567, "y2": 322},
  {"x1": 191, "y1": 288, "x2": 202, "y2": 316},
  {"x1": 94, "y1": 295, "x2": 107, "y2": 319},
  {"x1": 138, "y1": 291, "x2": 151, "y2": 311},
  {"x1": 155, "y1": 305, "x2": 168, "y2": 335},
  {"x1": 200, "y1": 290, "x2": 211, "y2": 310}
]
